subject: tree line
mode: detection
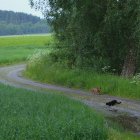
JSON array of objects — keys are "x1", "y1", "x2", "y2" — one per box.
[
  {"x1": 30, "y1": 0, "x2": 140, "y2": 77},
  {"x1": 0, "y1": 10, "x2": 51, "y2": 35}
]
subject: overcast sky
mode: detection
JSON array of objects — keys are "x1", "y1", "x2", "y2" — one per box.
[{"x1": 0, "y1": 0, "x2": 43, "y2": 18}]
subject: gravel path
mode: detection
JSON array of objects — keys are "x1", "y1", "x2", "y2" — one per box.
[{"x1": 0, "y1": 64, "x2": 140, "y2": 134}]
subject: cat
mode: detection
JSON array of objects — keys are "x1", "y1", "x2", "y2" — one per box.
[
  {"x1": 91, "y1": 87, "x2": 101, "y2": 94},
  {"x1": 106, "y1": 100, "x2": 121, "y2": 106}
]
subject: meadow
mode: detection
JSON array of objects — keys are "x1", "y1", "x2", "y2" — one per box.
[
  {"x1": 0, "y1": 34, "x2": 53, "y2": 65},
  {"x1": 0, "y1": 83, "x2": 139, "y2": 140}
]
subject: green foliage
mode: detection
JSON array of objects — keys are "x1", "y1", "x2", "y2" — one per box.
[
  {"x1": 102, "y1": 0, "x2": 140, "y2": 73},
  {"x1": 30, "y1": 0, "x2": 140, "y2": 75},
  {"x1": 0, "y1": 84, "x2": 108, "y2": 140}
]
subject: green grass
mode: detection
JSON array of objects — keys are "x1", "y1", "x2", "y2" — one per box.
[
  {"x1": 108, "y1": 128, "x2": 140, "y2": 140},
  {"x1": 0, "y1": 34, "x2": 53, "y2": 65},
  {"x1": 0, "y1": 83, "x2": 139, "y2": 140},
  {"x1": 0, "y1": 84, "x2": 107, "y2": 140},
  {"x1": 25, "y1": 60, "x2": 140, "y2": 99}
]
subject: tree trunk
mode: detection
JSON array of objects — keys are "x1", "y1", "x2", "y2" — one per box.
[{"x1": 121, "y1": 49, "x2": 136, "y2": 78}]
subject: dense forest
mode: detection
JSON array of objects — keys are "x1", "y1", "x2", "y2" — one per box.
[
  {"x1": 0, "y1": 10, "x2": 51, "y2": 35},
  {"x1": 30, "y1": 0, "x2": 140, "y2": 77}
]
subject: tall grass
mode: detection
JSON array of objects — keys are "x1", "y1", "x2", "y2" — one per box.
[
  {"x1": 108, "y1": 128, "x2": 140, "y2": 140},
  {"x1": 0, "y1": 34, "x2": 54, "y2": 65},
  {"x1": 25, "y1": 51, "x2": 140, "y2": 99},
  {"x1": 0, "y1": 84, "x2": 107, "y2": 140}
]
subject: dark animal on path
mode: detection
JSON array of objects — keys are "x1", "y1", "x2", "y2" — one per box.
[
  {"x1": 91, "y1": 87, "x2": 101, "y2": 94},
  {"x1": 106, "y1": 100, "x2": 121, "y2": 106}
]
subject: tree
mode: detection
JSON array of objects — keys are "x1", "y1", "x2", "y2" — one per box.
[
  {"x1": 102, "y1": 0, "x2": 140, "y2": 77},
  {"x1": 0, "y1": 10, "x2": 51, "y2": 35},
  {"x1": 30, "y1": 0, "x2": 140, "y2": 77},
  {"x1": 30, "y1": 0, "x2": 108, "y2": 69}
]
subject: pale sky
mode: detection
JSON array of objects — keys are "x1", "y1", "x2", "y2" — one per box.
[{"x1": 0, "y1": 0, "x2": 43, "y2": 18}]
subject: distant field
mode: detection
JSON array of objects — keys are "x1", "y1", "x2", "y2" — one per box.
[{"x1": 0, "y1": 34, "x2": 53, "y2": 65}]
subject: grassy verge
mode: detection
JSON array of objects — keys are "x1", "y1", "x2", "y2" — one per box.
[
  {"x1": 0, "y1": 84, "x2": 107, "y2": 140},
  {"x1": 25, "y1": 61, "x2": 140, "y2": 99},
  {"x1": 0, "y1": 34, "x2": 53, "y2": 65}
]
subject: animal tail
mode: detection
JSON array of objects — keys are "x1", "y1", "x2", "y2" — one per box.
[{"x1": 117, "y1": 101, "x2": 121, "y2": 104}]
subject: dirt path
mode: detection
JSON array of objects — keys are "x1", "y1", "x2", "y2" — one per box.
[{"x1": 0, "y1": 64, "x2": 140, "y2": 135}]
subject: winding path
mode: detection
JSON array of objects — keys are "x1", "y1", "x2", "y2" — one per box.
[{"x1": 0, "y1": 64, "x2": 140, "y2": 134}]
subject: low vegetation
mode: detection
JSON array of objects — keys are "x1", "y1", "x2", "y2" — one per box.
[
  {"x1": 25, "y1": 51, "x2": 140, "y2": 99},
  {"x1": 31, "y1": 0, "x2": 140, "y2": 77},
  {"x1": 0, "y1": 34, "x2": 53, "y2": 65},
  {"x1": 0, "y1": 84, "x2": 139, "y2": 140},
  {"x1": 0, "y1": 84, "x2": 107, "y2": 140}
]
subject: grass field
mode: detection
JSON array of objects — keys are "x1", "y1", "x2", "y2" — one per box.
[
  {"x1": 0, "y1": 34, "x2": 53, "y2": 65},
  {"x1": 0, "y1": 84, "x2": 107, "y2": 140},
  {"x1": 0, "y1": 83, "x2": 139, "y2": 140}
]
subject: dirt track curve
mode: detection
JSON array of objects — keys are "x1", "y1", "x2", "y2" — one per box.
[{"x1": 0, "y1": 64, "x2": 140, "y2": 135}]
